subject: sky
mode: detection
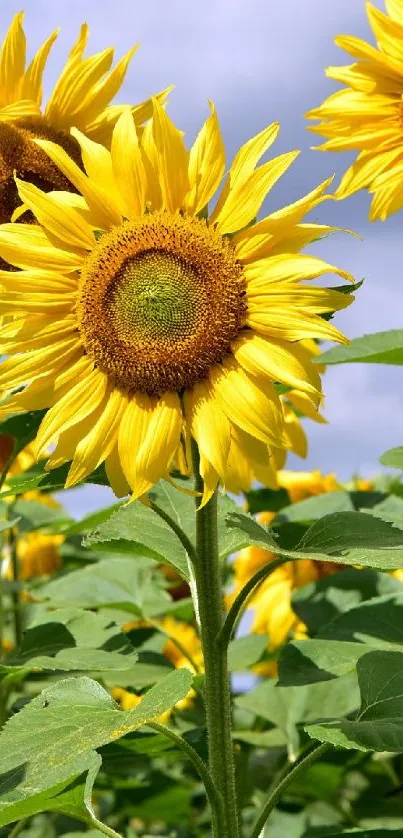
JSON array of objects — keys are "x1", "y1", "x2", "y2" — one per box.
[{"x1": 2, "y1": 0, "x2": 401, "y2": 516}]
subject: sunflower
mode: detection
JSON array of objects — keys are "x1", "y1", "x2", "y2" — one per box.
[
  {"x1": 307, "y1": 1, "x2": 403, "y2": 220},
  {"x1": 0, "y1": 12, "x2": 169, "y2": 226},
  {"x1": 0, "y1": 102, "x2": 353, "y2": 504}
]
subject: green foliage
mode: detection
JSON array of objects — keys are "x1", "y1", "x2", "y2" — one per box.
[
  {"x1": 380, "y1": 446, "x2": 403, "y2": 470},
  {"x1": 319, "y1": 328, "x2": 403, "y2": 365}
]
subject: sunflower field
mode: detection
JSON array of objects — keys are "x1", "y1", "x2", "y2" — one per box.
[{"x1": 0, "y1": 2, "x2": 403, "y2": 837}]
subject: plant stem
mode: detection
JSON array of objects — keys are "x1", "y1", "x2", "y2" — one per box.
[
  {"x1": 8, "y1": 526, "x2": 22, "y2": 648},
  {"x1": 249, "y1": 742, "x2": 331, "y2": 838},
  {"x1": 88, "y1": 817, "x2": 123, "y2": 838},
  {"x1": 219, "y1": 555, "x2": 289, "y2": 649},
  {"x1": 191, "y1": 441, "x2": 240, "y2": 838},
  {"x1": 8, "y1": 818, "x2": 28, "y2": 838},
  {"x1": 149, "y1": 721, "x2": 224, "y2": 827}
]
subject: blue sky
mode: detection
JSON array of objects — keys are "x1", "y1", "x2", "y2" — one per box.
[{"x1": 2, "y1": 0, "x2": 401, "y2": 515}]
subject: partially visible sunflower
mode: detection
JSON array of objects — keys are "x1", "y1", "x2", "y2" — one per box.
[
  {"x1": 0, "y1": 102, "x2": 353, "y2": 504},
  {"x1": 307, "y1": 1, "x2": 403, "y2": 220},
  {"x1": 0, "y1": 438, "x2": 64, "y2": 580},
  {"x1": 277, "y1": 468, "x2": 340, "y2": 503},
  {"x1": 0, "y1": 12, "x2": 169, "y2": 226}
]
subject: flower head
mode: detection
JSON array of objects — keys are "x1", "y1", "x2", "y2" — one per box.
[
  {"x1": 0, "y1": 12, "x2": 169, "y2": 226},
  {"x1": 307, "y1": 1, "x2": 403, "y2": 220},
  {"x1": 0, "y1": 102, "x2": 353, "y2": 503}
]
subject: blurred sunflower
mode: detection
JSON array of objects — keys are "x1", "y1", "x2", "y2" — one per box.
[
  {"x1": 0, "y1": 437, "x2": 63, "y2": 580},
  {"x1": 0, "y1": 12, "x2": 169, "y2": 226},
  {"x1": 0, "y1": 102, "x2": 353, "y2": 503},
  {"x1": 307, "y1": 1, "x2": 403, "y2": 220}
]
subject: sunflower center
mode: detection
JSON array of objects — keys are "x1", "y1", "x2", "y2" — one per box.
[
  {"x1": 0, "y1": 116, "x2": 80, "y2": 226},
  {"x1": 78, "y1": 213, "x2": 246, "y2": 395}
]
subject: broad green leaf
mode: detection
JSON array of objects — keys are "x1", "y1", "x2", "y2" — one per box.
[
  {"x1": 13, "y1": 498, "x2": 71, "y2": 533},
  {"x1": 228, "y1": 634, "x2": 269, "y2": 672},
  {"x1": 380, "y1": 446, "x2": 403, "y2": 470},
  {"x1": 279, "y1": 593, "x2": 403, "y2": 686},
  {"x1": 226, "y1": 511, "x2": 403, "y2": 570},
  {"x1": 307, "y1": 650, "x2": 403, "y2": 752},
  {"x1": 292, "y1": 568, "x2": 402, "y2": 636},
  {"x1": 235, "y1": 674, "x2": 358, "y2": 761},
  {"x1": 40, "y1": 557, "x2": 171, "y2": 618},
  {"x1": 84, "y1": 501, "x2": 191, "y2": 580},
  {"x1": 275, "y1": 491, "x2": 354, "y2": 523},
  {"x1": 3, "y1": 608, "x2": 138, "y2": 674},
  {"x1": 319, "y1": 328, "x2": 403, "y2": 365},
  {"x1": 245, "y1": 487, "x2": 290, "y2": 515},
  {"x1": 366, "y1": 495, "x2": 403, "y2": 529},
  {"x1": 0, "y1": 669, "x2": 192, "y2": 827},
  {"x1": 0, "y1": 462, "x2": 109, "y2": 499},
  {"x1": 63, "y1": 502, "x2": 122, "y2": 535},
  {"x1": 0, "y1": 516, "x2": 20, "y2": 532}
]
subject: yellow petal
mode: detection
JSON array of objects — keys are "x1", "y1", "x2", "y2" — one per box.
[
  {"x1": 66, "y1": 388, "x2": 126, "y2": 487},
  {"x1": 0, "y1": 224, "x2": 84, "y2": 272},
  {"x1": 35, "y1": 138, "x2": 120, "y2": 229},
  {"x1": 0, "y1": 338, "x2": 81, "y2": 390},
  {"x1": 286, "y1": 390, "x2": 327, "y2": 424},
  {"x1": 282, "y1": 403, "x2": 308, "y2": 458},
  {"x1": 118, "y1": 392, "x2": 154, "y2": 489},
  {"x1": 214, "y1": 151, "x2": 300, "y2": 235},
  {"x1": 210, "y1": 358, "x2": 285, "y2": 446},
  {"x1": 36, "y1": 367, "x2": 107, "y2": 457},
  {"x1": 14, "y1": 178, "x2": 94, "y2": 250},
  {"x1": 135, "y1": 392, "x2": 183, "y2": 493},
  {"x1": 0, "y1": 12, "x2": 26, "y2": 105},
  {"x1": 105, "y1": 444, "x2": 130, "y2": 498},
  {"x1": 198, "y1": 453, "x2": 220, "y2": 508},
  {"x1": 152, "y1": 98, "x2": 189, "y2": 212},
  {"x1": 45, "y1": 41, "x2": 114, "y2": 128},
  {"x1": 68, "y1": 45, "x2": 138, "y2": 130},
  {"x1": 185, "y1": 101, "x2": 225, "y2": 215},
  {"x1": 111, "y1": 109, "x2": 147, "y2": 218},
  {"x1": 184, "y1": 379, "x2": 231, "y2": 480},
  {"x1": 233, "y1": 333, "x2": 322, "y2": 396},
  {"x1": 247, "y1": 308, "x2": 349, "y2": 344},
  {"x1": 21, "y1": 28, "x2": 59, "y2": 104},
  {"x1": 244, "y1": 253, "x2": 353, "y2": 285}
]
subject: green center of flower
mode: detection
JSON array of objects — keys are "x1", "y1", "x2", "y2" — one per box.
[
  {"x1": 105, "y1": 251, "x2": 199, "y2": 343},
  {"x1": 78, "y1": 213, "x2": 246, "y2": 396}
]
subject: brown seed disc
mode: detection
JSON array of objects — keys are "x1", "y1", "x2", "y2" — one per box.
[{"x1": 78, "y1": 212, "x2": 247, "y2": 395}]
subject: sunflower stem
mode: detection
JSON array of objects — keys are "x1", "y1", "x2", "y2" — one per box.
[{"x1": 191, "y1": 441, "x2": 240, "y2": 838}]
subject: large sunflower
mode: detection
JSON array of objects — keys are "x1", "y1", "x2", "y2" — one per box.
[
  {"x1": 0, "y1": 102, "x2": 353, "y2": 503},
  {"x1": 0, "y1": 12, "x2": 168, "y2": 225},
  {"x1": 307, "y1": 1, "x2": 403, "y2": 220}
]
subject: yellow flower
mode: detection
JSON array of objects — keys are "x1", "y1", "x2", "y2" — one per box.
[
  {"x1": 0, "y1": 103, "x2": 353, "y2": 504},
  {"x1": 1, "y1": 441, "x2": 64, "y2": 580},
  {"x1": 0, "y1": 12, "x2": 169, "y2": 225},
  {"x1": 277, "y1": 469, "x2": 340, "y2": 503},
  {"x1": 160, "y1": 615, "x2": 203, "y2": 674},
  {"x1": 307, "y1": 1, "x2": 403, "y2": 220}
]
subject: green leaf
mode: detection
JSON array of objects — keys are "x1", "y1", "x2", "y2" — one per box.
[
  {"x1": 63, "y1": 503, "x2": 122, "y2": 535},
  {"x1": 0, "y1": 669, "x2": 192, "y2": 827},
  {"x1": 235, "y1": 675, "x2": 358, "y2": 761},
  {"x1": 84, "y1": 500, "x2": 191, "y2": 580},
  {"x1": 279, "y1": 592, "x2": 403, "y2": 686},
  {"x1": 307, "y1": 650, "x2": 403, "y2": 753},
  {"x1": 13, "y1": 498, "x2": 71, "y2": 533},
  {"x1": 380, "y1": 446, "x2": 403, "y2": 470},
  {"x1": 292, "y1": 568, "x2": 402, "y2": 636},
  {"x1": 226, "y1": 510, "x2": 403, "y2": 570},
  {"x1": 319, "y1": 328, "x2": 403, "y2": 366},
  {"x1": 275, "y1": 491, "x2": 354, "y2": 523},
  {"x1": 0, "y1": 462, "x2": 110, "y2": 498},
  {"x1": 4, "y1": 608, "x2": 138, "y2": 675},
  {"x1": 245, "y1": 487, "x2": 290, "y2": 515},
  {"x1": 228, "y1": 634, "x2": 269, "y2": 672},
  {"x1": 40, "y1": 557, "x2": 172, "y2": 618},
  {"x1": 366, "y1": 495, "x2": 403, "y2": 529}
]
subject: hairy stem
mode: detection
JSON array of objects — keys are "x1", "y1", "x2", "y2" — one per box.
[
  {"x1": 219, "y1": 555, "x2": 289, "y2": 649},
  {"x1": 191, "y1": 441, "x2": 240, "y2": 838}
]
